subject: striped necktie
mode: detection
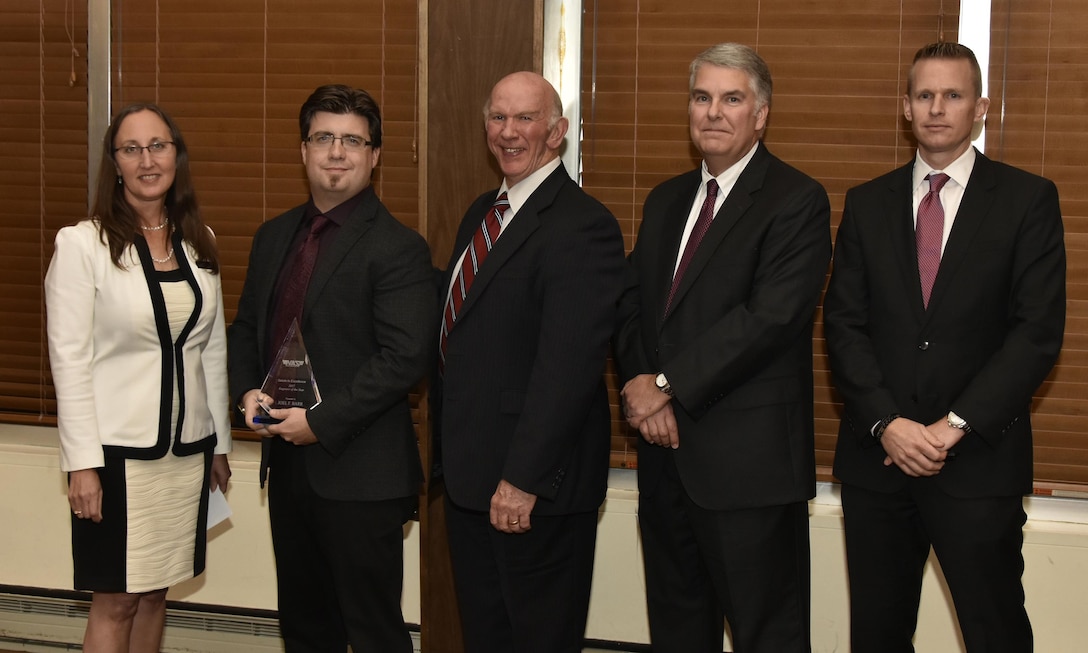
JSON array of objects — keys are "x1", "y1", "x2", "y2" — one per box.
[{"x1": 439, "y1": 192, "x2": 509, "y2": 367}]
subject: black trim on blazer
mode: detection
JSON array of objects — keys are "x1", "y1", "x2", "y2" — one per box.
[{"x1": 102, "y1": 231, "x2": 216, "y2": 461}]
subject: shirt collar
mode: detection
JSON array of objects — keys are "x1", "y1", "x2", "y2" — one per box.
[
  {"x1": 304, "y1": 185, "x2": 373, "y2": 226},
  {"x1": 500, "y1": 157, "x2": 563, "y2": 217},
  {"x1": 913, "y1": 146, "x2": 976, "y2": 191},
  {"x1": 701, "y1": 141, "x2": 760, "y2": 188}
]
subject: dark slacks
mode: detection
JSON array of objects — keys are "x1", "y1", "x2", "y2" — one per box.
[
  {"x1": 444, "y1": 496, "x2": 598, "y2": 653},
  {"x1": 268, "y1": 438, "x2": 415, "y2": 653},
  {"x1": 842, "y1": 480, "x2": 1031, "y2": 653},
  {"x1": 639, "y1": 456, "x2": 811, "y2": 653}
]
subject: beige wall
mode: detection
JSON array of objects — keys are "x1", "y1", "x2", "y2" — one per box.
[{"x1": 3, "y1": 424, "x2": 1087, "y2": 651}]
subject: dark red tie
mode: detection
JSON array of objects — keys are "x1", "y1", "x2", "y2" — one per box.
[
  {"x1": 916, "y1": 173, "x2": 950, "y2": 308},
  {"x1": 664, "y1": 179, "x2": 719, "y2": 317},
  {"x1": 270, "y1": 214, "x2": 329, "y2": 359},
  {"x1": 439, "y1": 193, "x2": 509, "y2": 366}
]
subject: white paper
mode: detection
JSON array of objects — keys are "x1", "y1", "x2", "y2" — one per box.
[{"x1": 207, "y1": 487, "x2": 232, "y2": 530}]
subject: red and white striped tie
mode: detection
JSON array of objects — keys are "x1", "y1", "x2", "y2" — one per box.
[{"x1": 439, "y1": 192, "x2": 509, "y2": 367}]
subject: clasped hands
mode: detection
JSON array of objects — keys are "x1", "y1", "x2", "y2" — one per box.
[
  {"x1": 879, "y1": 416, "x2": 967, "y2": 477},
  {"x1": 621, "y1": 373, "x2": 679, "y2": 449},
  {"x1": 240, "y1": 388, "x2": 318, "y2": 445}
]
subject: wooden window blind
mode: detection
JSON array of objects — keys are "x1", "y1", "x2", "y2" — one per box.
[
  {"x1": 110, "y1": 0, "x2": 421, "y2": 323},
  {"x1": 0, "y1": 0, "x2": 419, "y2": 435},
  {"x1": 4, "y1": 0, "x2": 1086, "y2": 490},
  {"x1": 583, "y1": 0, "x2": 1088, "y2": 489},
  {"x1": 0, "y1": 1, "x2": 88, "y2": 424},
  {"x1": 988, "y1": 0, "x2": 1088, "y2": 491}
]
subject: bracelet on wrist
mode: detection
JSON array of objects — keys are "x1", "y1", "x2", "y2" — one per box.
[{"x1": 874, "y1": 413, "x2": 901, "y2": 440}]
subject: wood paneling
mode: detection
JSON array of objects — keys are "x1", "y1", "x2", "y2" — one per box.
[{"x1": 419, "y1": 2, "x2": 541, "y2": 651}]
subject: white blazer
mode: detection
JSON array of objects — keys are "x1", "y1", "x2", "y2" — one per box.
[{"x1": 45, "y1": 220, "x2": 231, "y2": 472}]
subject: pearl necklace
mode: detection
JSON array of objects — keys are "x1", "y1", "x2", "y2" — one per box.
[
  {"x1": 141, "y1": 220, "x2": 167, "y2": 231},
  {"x1": 151, "y1": 248, "x2": 175, "y2": 264}
]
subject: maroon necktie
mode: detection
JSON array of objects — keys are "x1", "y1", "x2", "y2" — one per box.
[
  {"x1": 270, "y1": 214, "x2": 329, "y2": 358},
  {"x1": 916, "y1": 173, "x2": 950, "y2": 308},
  {"x1": 439, "y1": 193, "x2": 509, "y2": 366},
  {"x1": 664, "y1": 179, "x2": 719, "y2": 317}
]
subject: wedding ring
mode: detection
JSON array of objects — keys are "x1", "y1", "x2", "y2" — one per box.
[
  {"x1": 510, "y1": 520, "x2": 519, "y2": 525},
  {"x1": 74, "y1": 510, "x2": 82, "y2": 515}
]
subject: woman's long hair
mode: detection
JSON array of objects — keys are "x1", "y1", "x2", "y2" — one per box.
[{"x1": 91, "y1": 103, "x2": 219, "y2": 272}]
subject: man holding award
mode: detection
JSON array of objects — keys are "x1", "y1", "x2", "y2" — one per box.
[{"x1": 228, "y1": 85, "x2": 436, "y2": 653}]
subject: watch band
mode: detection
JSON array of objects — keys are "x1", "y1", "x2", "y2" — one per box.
[{"x1": 873, "y1": 413, "x2": 901, "y2": 440}]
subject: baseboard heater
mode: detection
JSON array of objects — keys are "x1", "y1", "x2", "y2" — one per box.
[
  {"x1": 0, "y1": 585, "x2": 422, "y2": 652},
  {"x1": 1, "y1": 585, "x2": 654, "y2": 652}
]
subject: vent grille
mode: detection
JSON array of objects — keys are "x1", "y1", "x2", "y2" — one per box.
[
  {"x1": 0, "y1": 594, "x2": 89, "y2": 620},
  {"x1": 0, "y1": 592, "x2": 278, "y2": 640}
]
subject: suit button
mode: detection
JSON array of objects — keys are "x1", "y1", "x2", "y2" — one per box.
[{"x1": 918, "y1": 341, "x2": 930, "y2": 351}]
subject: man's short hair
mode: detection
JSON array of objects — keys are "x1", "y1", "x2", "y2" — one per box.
[
  {"x1": 299, "y1": 84, "x2": 383, "y2": 148},
  {"x1": 908, "y1": 42, "x2": 984, "y2": 98},
  {"x1": 689, "y1": 43, "x2": 773, "y2": 112}
]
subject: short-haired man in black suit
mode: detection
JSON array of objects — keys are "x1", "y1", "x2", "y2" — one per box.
[
  {"x1": 616, "y1": 43, "x2": 831, "y2": 652},
  {"x1": 825, "y1": 42, "x2": 1066, "y2": 652},
  {"x1": 229, "y1": 84, "x2": 436, "y2": 653}
]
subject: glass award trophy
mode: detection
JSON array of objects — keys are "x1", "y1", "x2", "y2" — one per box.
[{"x1": 252, "y1": 318, "x2": 322, "y2": 424}]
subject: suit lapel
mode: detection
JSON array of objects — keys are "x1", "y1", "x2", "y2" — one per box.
[
  {"x1": 256, "y1": 207, "x2": 306, "y2": 352},
  {"x1": 655, "y1": 172, "x2": 700, "y2": 322},
  {"x1": 881, "y1": 164, "x2": 928, "y2": 323},
  {"x1": 452, "y1": 165, "x2": 568, "y2": 321},
  {"x1": 303, "y1": 193, "x2": 378, "y2": 322},
  {"x1": 660, "y1": 145, "x2": 768, "y2": 324},
  {"x1": 925, "y1": 152, "x2": 996, "y2": 316}
]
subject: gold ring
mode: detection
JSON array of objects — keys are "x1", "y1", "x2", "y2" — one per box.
[
  {"x1": 74, "y1": 510, "x2": 82, "y2": 515},
  {"x1": 510, "y1": 520, "x2": 519, "y2": 525}
]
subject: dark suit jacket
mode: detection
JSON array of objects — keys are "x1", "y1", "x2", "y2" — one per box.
[
  {"x1": 228, "y1": 191, "x2": 436, "y2": 501},
  {"x1": 825, "y1": 150, "x2": 1066, "y2": 498},
  {"x1": 435, "y1": 163, "x2": 626, "y2": 516},
  {"x1": 615, "y1": 142, "x2": 831, "y2": 511}
]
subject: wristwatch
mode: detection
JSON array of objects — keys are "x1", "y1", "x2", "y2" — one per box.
[
  {"x1": 947, "y1": 411, "x2": 971, "y2": 433},
  {"x1": 655, "y1": 372, "x2": 674, "y2": 397}
]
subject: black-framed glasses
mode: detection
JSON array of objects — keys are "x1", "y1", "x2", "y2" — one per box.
[
  {"x1": 305, "y1": 132, "x2": 373, "y2": 150},
  {"x1": 113, "y1": 141, "x2": 175, "y2": 160}
]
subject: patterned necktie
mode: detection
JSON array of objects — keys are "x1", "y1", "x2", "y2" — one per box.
[
  {"x1": 664, "y1": 179, "x2": 719, "y2": 317},
  {"x1": 269, "y1": 214, "x2": 329, "y2": 360},
  {"x1": 916, "y1": 173, "x2": 950, "y2": 308},
  {"x1": 439, "y1": 192, "x2": 509, "y2": 366}
]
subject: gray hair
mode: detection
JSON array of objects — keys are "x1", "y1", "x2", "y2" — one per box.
[{"x1": 689, "y1": 43, "x2": 773, "y2": 111}]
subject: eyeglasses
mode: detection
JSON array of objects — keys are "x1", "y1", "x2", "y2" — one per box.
[
  {"x1": 305, "y1": 132, "x2": 373, "y2": 150},
  {"x1": 113, "y1": 141, "x2": 175, "y2": 160}
]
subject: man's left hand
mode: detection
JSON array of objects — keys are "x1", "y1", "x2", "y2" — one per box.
[
  {"x1": 490, "y1": 479, "x2": 537, "y2": 534},
  {"x1": 265, "y1": 407, "x2": 318, "y2": 445},
  {"x1": 928, "y1": 418, "x2": 967, "y2": 452},
  {"x1": 622, "y1": 373, "x2": 672, "y2": 429}
]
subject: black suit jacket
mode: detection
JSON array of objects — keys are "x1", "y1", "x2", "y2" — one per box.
[
  {"x1": 825, "y1": 150, "x2": 1066, "y2": 497},
  {"x1": 615, "y1": 142, "x2": 831, "y2": 511},
  {"x1": 228, "y1": 191, "x2": 437, "y2": 501},
  {"x1": 435, "y1": 163, "x2": 626, "y2": 516}
]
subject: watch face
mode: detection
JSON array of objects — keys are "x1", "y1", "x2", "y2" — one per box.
[{"x1": 655, "y1": 373, "x2": 667, "y2": 389}]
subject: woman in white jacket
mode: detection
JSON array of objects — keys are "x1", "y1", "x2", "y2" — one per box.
[{"x1": 45, "y1": 103, "x2": 231, "y2": 653}]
